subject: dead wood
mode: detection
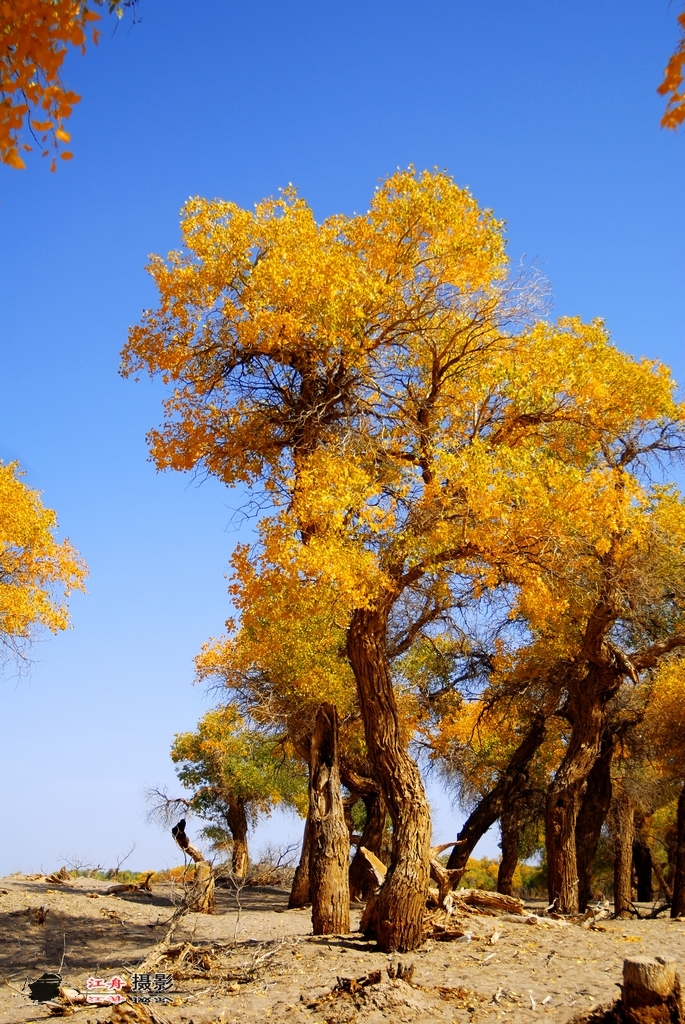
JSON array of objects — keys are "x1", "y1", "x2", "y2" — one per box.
[
  {"x1": 358, "y1": 845, "x2": 386, "y2": 886},
  {"x1": 186, "y1": 859, "x2": 214, "y2": 913},
  {"x1": 171, "y1": 819, "x2": 203, "y2": 863},
  {"x1": 622, "y1": 956, "x2": 685, "y2": 1022},
  {"x1": 288, "y1": 813, "x2": 311, "y2": 908},
  {"x1": 349, "y1": 790, "x2": 387, "y2": 901},
  {"x1": 111, "y1": 1002, "x2": 173, "y2": 1024},
  {"x1": 580, "y1": 899, "x2": 612, "y2": 929},
  {"x1": 429, "y1": 857, "x2": 462, "y2": 904},
  {"x1": 452, "y1": 888, "x2": 525, "y2": 915},
  {"x1": 430, "y1": 841, "x2": 466, "y2": 857},
  {"x1": 170, "y1": 821, "x2": 214, "y2": 913},
  {"x1": 333, "y1": 970, "x2": 383, "y2": 994},
  {"x1": 45, "y1": 867, "x2": 70, "y2": 884},
  {"x1": 386, "y1": 961, "x2": 414, "y2": 982},
  {"x1": 569, "y1": 957, "x2": 685, "y2": 1024},
  {"x1": 431, "y1": 928, "x2": 474, "y2": 941},
  {"x1": 105, "y1": 872, "x2": 154, "y2": 896}
]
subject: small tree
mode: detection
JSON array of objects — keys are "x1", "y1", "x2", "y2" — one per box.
[{"x1": 170, "y1": 706, "x2": 307, "y2": 876}]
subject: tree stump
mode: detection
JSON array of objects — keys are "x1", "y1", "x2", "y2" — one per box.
[
  {"x1": 187, "y1": 860, "x2": 215, "y2": 914},
  {"x1": 621, "y1": 957, "x2": 684, "y2": 1023}
]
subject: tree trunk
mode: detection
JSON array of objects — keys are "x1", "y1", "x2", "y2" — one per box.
[
  {"x1": 654, "y1": 857, "x2": 673, "y2": 903},
  {"x1": 349, "y1": 790, "x2": 387, "y2": 901},
  {"x1": 621, "y1": 956, "x2": 685, "y2": 1023},
  {"x1": 347, "y1": 603, "x2": 431, "y2": 953},
  {"x1": 309, "y1": 703, "x2": 350, "y2": 935},
  {"x1": 188, "y1": 860, "x2": 215, "y2": 913},
  {"x1": 546, "y1": 677, "x2": 611, "y2": 914},
  {"x1": 171, "y1": 820, "x2": 214, "y2": 914},
  {"x1": 633, "y1": 814, "x2": 654, "y2": 903},
  {"x1": 575, "y1": 726, "x2": 615, "y2": 911},
  {"x1": 497, "y1": 805, "x2": 521, "y2": 896},
  {"x1": 670, "y1": 781, "x2": 685, "y2": 919},
  {"x1": 226, "y1": 797, "x2": 249, "y2": 878},
  {"x1": 612, "y1": 788, "x2": 635, "y2": 918},
  {"x1": 289, "y1": 814, "x2": 311, "y2": 909},
  {"x1": 446, "y1": 715, "x2": 546, "y2": 876}
]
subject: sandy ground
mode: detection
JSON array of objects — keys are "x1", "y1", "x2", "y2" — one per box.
[{"x1": 2, "y1": 873, "x2": 685, "y2": 1024}]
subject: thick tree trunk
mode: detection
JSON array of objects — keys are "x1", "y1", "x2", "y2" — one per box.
[
  {"x1": 308, "y1": 703, "x2": 350, "y2": 935},
  {"x1": 446, "y1": 716, "x2": 546, "y2": 876},
  {"x1": 633, "y1": 815, "x2": 654, "y2": 903},
  {"x1": 347, "y1": 603, "x2": 431, "y2": 953},
  {"x1": 546, "y1": 680, "x2": 610, "y2": 914},
  {"x1": 226, "y1": 798, "x2": 249, "y2": 878},
  {"x1": 612, "y1": 788, "x2": 635, "y2": 918},
  {"x1": 575, "y1": 726, "x2": 615, "y2": 911},
  {"x1": 497, "y1": 805, "x2": 521, "y2": 896},
  {"x1": 670, "y1": 781, "x2": 685, "y2": 919},
  {"x1": 349, "y1": 791, "x2": 387, "y2": 901},
  {"x1": 289, "y1": 813, "x2": 312, "y2": 908},
  {"x1": 621, "y1": 956, "x2": 685, "y2": 1023}
]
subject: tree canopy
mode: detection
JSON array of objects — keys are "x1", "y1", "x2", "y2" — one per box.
[{"x1": 0, "y1": 460, "x2": 86, "y2": 664}]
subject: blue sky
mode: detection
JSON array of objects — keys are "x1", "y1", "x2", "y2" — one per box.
[{"x1": 0, "y1": 0, "x2": 683, "y2": 875}]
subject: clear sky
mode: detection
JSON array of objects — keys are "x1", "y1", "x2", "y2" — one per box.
[{"x1": 0, "y1": 0, "x2": 683, "y2": 876}]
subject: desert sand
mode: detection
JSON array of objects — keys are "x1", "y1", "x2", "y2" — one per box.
[{"x1": 2, "y1": 873, "x2": 685, "y2": 1024}]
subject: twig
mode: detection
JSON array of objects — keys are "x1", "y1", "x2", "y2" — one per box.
[
  {"x1": 1, "y1": 977, "x2": 27, "y2": 996},
  {"x1": 110, "y1": 841, "x2": 136, "y2": 879}
]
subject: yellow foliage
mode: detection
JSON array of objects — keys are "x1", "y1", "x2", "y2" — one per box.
[
  {"x1": 0, "y1": 0, "x2": 127, "y2": 168},
  {"x1": 126, "y1": 170, "x2": 685, "y2": 786},
  {"x1": 644, "y1": 655, "x2": 685, "y2": 775},
  {"x1": 196, "y1": 534, "x2": 357, "y2": 736},
  {"x1": 0, "y1": 461, "x2": 87, "y2": 655},
  {"x1": 659, "y1": 10, "x2": 685, "y2": 130}
]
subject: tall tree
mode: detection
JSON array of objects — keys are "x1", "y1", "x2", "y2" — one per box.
[
  {"x1": 0, "y1": 460, "x2": 86, "y2": 664},
  {"x1": 123, "y1": 169, "x2": 682, "y2": 948}
]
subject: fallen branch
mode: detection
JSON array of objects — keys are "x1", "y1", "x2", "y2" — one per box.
[
  {"x1": 358, "y1": 846, "x2": 386, "y2": 887},
  {"x1": 105, "y1": 872, "x2": 154, "y2": 896},
  {"x1": 453, "y1": 888, "x2": 525, "y2": 915}
]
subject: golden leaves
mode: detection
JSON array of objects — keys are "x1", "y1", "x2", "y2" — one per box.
[
  {"x1": 0, "y1": 461, "x2": 87, "y2": 653},
  {"x1": 0, "y1": 0, "x2": 120, "y2": 168},
  {"x1": 658, "y1": 11, "x2": 685, "y2": 130},
  {"x1": 126, "y1": 170, "x2": 685, "y2": 778}
]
